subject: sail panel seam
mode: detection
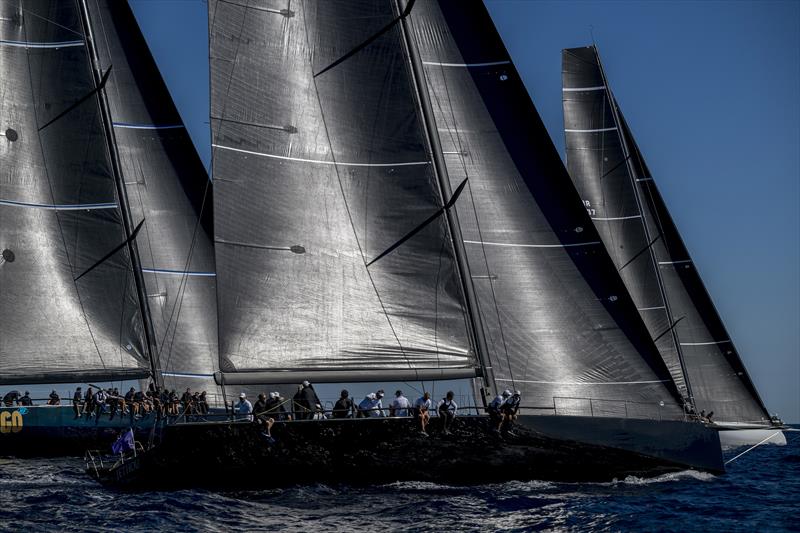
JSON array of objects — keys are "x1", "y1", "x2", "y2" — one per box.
[
  {"x1": 464, "y1": 239, "x2": 601, "y2": 248},
  {"x1": 0, "y1": 199, "x2": 117, "y2": 210},
  {"x1": 422, "y1": 60, "x2": 510, "y2": 68},
  {"x1": 0, "y1": 39, "x2": 84, "y2": 49},
  {"x1": 495, "y1": 378, "x2": 671, "y2": 385}
]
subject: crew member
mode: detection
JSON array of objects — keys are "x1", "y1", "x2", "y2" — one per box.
[
  {"x1": 237, "y1": 392, "x2": 253, "y2": 421},
  {"x1": 48, "y1": 390, "x2": 60, "y2": 405},
  {"x1": 72, "y1": 387, "x2": 83, "y2": 419},
  {"x1": 332, "y1": 390, "x2": 354, "y2": 419},
  {"x1": 415, "y1": 392, "x2": 432, "y2": 435},
  {"x1": 437, "y1": 391, "x2": 458, "y2": 433},
  {"x1": 390, "y1": 390, "x2": 410, "y2": 417},
  {"x1": 501, "y1": 390, "x2": 521, "y2": 434},
  {"x1": 487, "y1": 390, "x2": 510, "y2": 432}
]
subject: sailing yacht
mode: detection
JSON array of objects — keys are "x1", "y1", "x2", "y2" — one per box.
[
  {"x1": 0, "y1": 0, "x2": 220, "y2": 455},
  {"x1": 561, "y1": 45, "x2": 786, "y2": 449}
]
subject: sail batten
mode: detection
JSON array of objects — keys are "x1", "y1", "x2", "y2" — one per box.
[{"x1": 562, "y1": 45, "x2": 771, "y2": 423}]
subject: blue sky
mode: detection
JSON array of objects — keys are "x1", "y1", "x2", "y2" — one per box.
[{"x1": 129, "y1": 0, "x2": 799, "y2": 422}]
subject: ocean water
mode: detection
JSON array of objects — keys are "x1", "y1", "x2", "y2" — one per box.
[{"x1": 0, "y1": 434, "x2": 797, "y2": 532}]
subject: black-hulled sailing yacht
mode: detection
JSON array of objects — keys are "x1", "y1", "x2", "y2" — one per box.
[
  {"x1": 83, "y1": 0, "x2": 724, "y2": 488},
  {"x1": 0, "y1": 0, "x2": 217, "y2": 455},
  {"x1": 561, "y1": 45, "x2": 785, "y2": 448}
]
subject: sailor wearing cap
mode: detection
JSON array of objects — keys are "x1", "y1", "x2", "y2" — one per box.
[
  {"x1": 237, "y1": 392, "x2": 253, "y2": 421},
  {"x1": 487, "y1": 390, "x2": 510, "y2": 432}
]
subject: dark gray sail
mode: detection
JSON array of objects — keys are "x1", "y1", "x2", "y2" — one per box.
[
  {"x1": 208, "y1": 0, "x2": 476, "y2": 384},
  {"x1": 408, "y1": 0, "x2": 683, "y2": 418},
  {"x1": 561, "y1": 46, "x2": 688, "y2": 398},
  {"x1": 87, "y1": 0, "x2": 218, "y2": 391},
  {"x1": 562, "y1": 45, "x2": 771, "y2": 424},
  {"x1": 0, "y1": 0, "x2": 148, "y2": 384}
]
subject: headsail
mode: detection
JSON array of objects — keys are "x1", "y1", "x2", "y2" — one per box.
[
  {"x1": 561, "y1": 45, "x2": 771, "y2": 424},
  {"x1": 87, "y1": 0, "x2": 218, "y2": 392},
  {"x1": 0, "y1": 0, "x2": 148, "y2": 384},
  {"x1": 408, "y1": 0, "x2": 684, "y2": 418},
  {"x1": 208, "y1": 0, "x2": 476, "y2": 384}
]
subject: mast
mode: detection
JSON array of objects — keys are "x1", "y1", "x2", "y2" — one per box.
[
  {"x1": 76, "y1": 0, "x2": 162, "y2": 388},
  {"x1": 395, "y1": 0, "x2": 495, "y2": 397},
  {"x1": 592, "y1": 47, "x2": 694, "y2": 406}
]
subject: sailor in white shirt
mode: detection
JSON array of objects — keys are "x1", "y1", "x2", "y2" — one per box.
[
  {"x1": 390, "y1": 390, "x2": 411, "y2": 417},
  {"x1": 358, "y1": 391, "x2": 385, "y2": 417},
  {"x1": 415, "y1": 392, "x2": 432, "y2": 435},
  {"x1": 237, "y1": 392, "x2": 253, "y2": 421},
  {"x1": 437, "y1": 391, "x2": 458, "y2": 433}
]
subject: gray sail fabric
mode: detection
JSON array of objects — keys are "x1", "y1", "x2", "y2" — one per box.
[
  {"x1": 0, "y1": 0, "x2": 148, "y2": 384},
  {"x1": 561, "y1": 46, "x2": 771, "y2": 425},
  {"x1": 208, "y1": 0, "x2": 474, "y2": 377},
  {"x1": 561, "y1": 46, "x2": 688, "y2": 398},
  {"x1": 86, "y1": 0, "x2": 218, "y2": 393},
  {"x1": 409, "y1": 0, "x2": 684, "y2": 419}
]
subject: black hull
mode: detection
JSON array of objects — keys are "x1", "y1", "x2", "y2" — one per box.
[{"x1": 88, "y1": 415, "x2": 723, "y2": 489}]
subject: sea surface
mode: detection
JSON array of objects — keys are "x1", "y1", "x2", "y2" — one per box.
[{"x1": 0, "y1": 433, "x2": 798, "y2": 532}]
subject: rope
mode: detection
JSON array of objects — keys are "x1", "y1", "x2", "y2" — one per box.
[{"x1": 724, "y1": 431, "x2": 783, "y2": 465}]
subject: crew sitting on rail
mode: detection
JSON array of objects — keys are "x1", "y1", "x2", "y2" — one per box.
[
  {"x1": 390, "y1": 390, "x2": 410, "y2": 417},
  {"x1": 18, "y1": 391, "x2": 33, "y2": 406},
  {"x1": 73, "y1": 387, "x2": 83, "y2": 418},
  {"x1": 487, "y1": 390, "x2": 510, "y2": 432},
  {"x1": 415, "y1": 392, "x2": 432, "y2": 435},
  {"x1": 83, "y1": 387, "x2": 95, "y2": 419},
  {"x1": 437, "y1": 391, "x2": 458, "y2": 433},
  {"x1": 93, "y1": 388, "x2": 107, "y2": 424},
  {"x1": 332, "y1": 390, "x2": 354, "y2": 418},
  {"x1": 48, "y1": 390, "x2": 61, "y2": 405},
  {"x1": 501, "y1": 390, "x2": 521, "y2": 434},
  {"x1": 358, "y1": 391, "x2": 385, "y2": 417}
]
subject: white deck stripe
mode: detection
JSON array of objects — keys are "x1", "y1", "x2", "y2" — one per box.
[
  {"x1": 0, "y1": 199, "x2": 117, "y2": 210},
  {"x1": 495, "y1": 378, "x2": 670, "y2": 385},
  {"x1": 113, "y1": 123, "x2": 184, "y2": 130},
  {"x1": 565, "y1": 127, "x2": 618, "y2": 133},
  {"x1": 0, "y1": 39, "x2": 84, "y2": 49},
  {"x1": 680, "y1": 340, "x2": 731, "y2": 346},
  {"x1": 591, "y1": 215, "x2": 642, "y2": 221},
  {"x1": 142, "y1": 268, "x2": 216, "y2": 277},
  {"x1": 562, "y1": 85, "x2": 606, "y2": 92},
  {"x1": 659, "y1": 259, "x2": 692, "y2": 265},
  {"x1": 464, "y1": 239, "x2": 601, "y2": 249},
  {"x1": 213, "y1": 144, "x2": 429, "y2": 168},
  {"x1": 422, "y1": 60, "x2": 510, "y2": 68},
  {"x1": 636, "y1": 178, "x2": 654, "y2": 182},
  {"x1": 637, "y1": 306, "x2": 666, "y2": 311}
]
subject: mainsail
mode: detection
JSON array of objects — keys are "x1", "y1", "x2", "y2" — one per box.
[
  {"x1": 0, "y1": 0, "x2": 149, "y2": 384},
  {"x1": 561, "y1": 45, "x2": 771, "y2": 424},
  {"x1": 87, "y1": 0, "x2": 218, "y2": 391},
  {"x1": 208, "y1": 0, "x2": 477, "y2": 384},
  {"x1": 408, "y1": 0, "x2": 684, "y2": 417}
]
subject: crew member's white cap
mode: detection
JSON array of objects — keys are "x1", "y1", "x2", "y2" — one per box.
[
  {"x1": 514, "y1": 390, "x2": 521, "y2": 396},
  {"x1": 239, "y1": 392, "x2": 246, "y2": 398},
  {"x1": 502, "y1": 389, "x2": 512, "y2": 397},
  {"x1": 270, "y1": 392, "x2": 279, "y2": 399},
  {"x1": 302, "y1": 380, "x2": 310, "y2": 387}
]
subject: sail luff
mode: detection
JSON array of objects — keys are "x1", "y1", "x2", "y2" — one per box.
[
  {"x1": 396, "y1": 0, "x2": 495, "y2": 396},
  {"x1": 77, "y1": 0, "x2": 159, "y2": 385},
  {"x1": 590, "y1": 46, "x2": 694, "y2": 404}
]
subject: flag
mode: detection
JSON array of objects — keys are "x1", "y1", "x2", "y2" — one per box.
[{"x1": 112, "y1": 428, "x2": 135, "y2": 455}]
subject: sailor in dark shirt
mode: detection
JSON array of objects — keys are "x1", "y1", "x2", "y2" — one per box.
[
  {"x1": 332, "y1": 390, "x2": 354, "y2": 419},
  {"x1": 265, "y1": 392, "x2": 291, "y2": 421},
  {"x1": 197, "y1": 391, "x2": 209, "y2": 415},
  {"x1": 501, "y1": 390, "x2": 521, "y2": 434},
  {"x1": 302, "y1": 381, "x2": 322, "y2": 419},
  {"x1": 84, "y1": 387, "x2": 95, "y2": 419},
  {"x1": 48, "y1": 390, "x2": 61, "y2": 405},
  {"x1": 73, "y1": 387, "x2": 83, "y2": 419},
  {"x1": 3, "y1": 390, "x2": 21, "y2": 407},
  {"x1": 253, "y1": 393, "x2": 268, "y2": 418},
  {"x1": 180, "y1": 388, "x2": 193, "y2": 416},
  {"x1": 19, "y1": 391, "x2": 33, "y2": 406}
]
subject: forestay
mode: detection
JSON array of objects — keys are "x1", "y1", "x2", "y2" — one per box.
[
  {"x1": 0, "y1": 0, "x2": 148, "y2": 384},
  {"x1": 208, "y1": 0, "x2": 476, "y2": 383}
]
